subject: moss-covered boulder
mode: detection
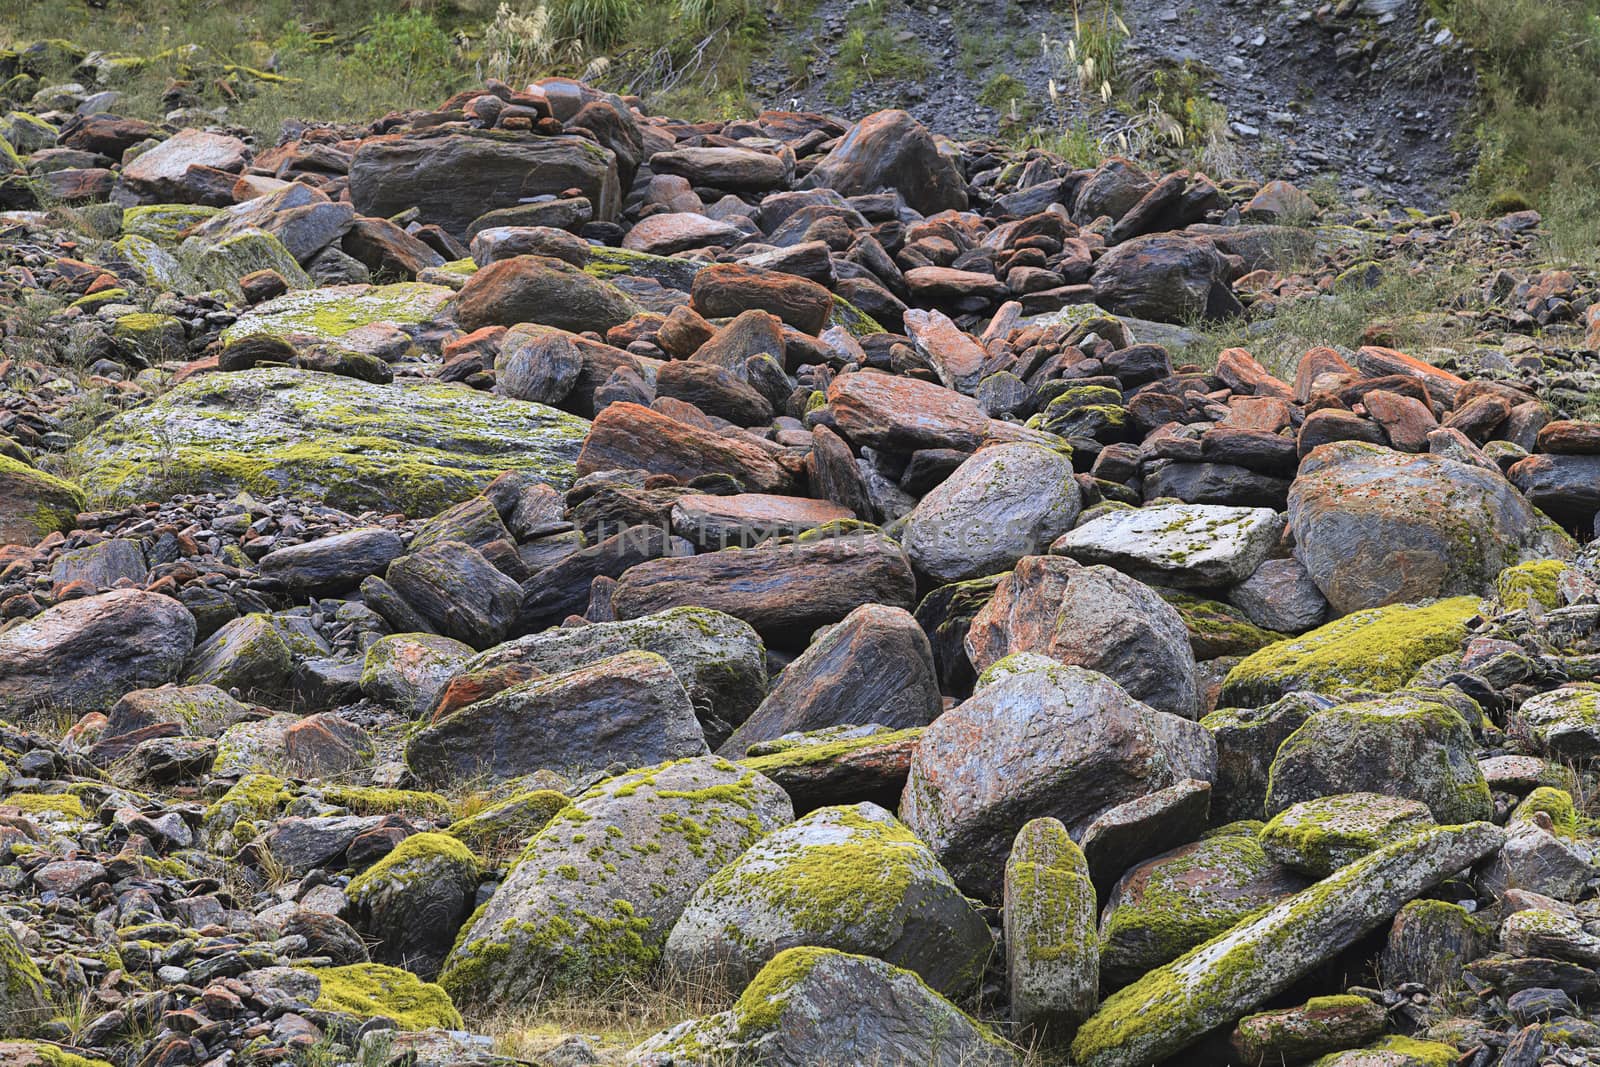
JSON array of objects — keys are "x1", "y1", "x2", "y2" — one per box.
[
  {"x1": 1004, "y1": 817, "x2": 1097, "y2": 1039},
  {"x1": 0, "y1": 920, "x2": 49, "y2": 1033},
  {"x1": 0, "y1": 453, "x2": 84, "y2": 547},
  {"x1": 1492, "y1": 559, "x2": 1568, "y2": 613},
  {"x1": 301, "y1": 962, "x2": 463, "y2": 1030},
  {"x1": 1231, "y1": 995, "x2": 1386, "y2": 1066},
  {"x1": 1071, "y1": 821, "x2": 1505, "y2": 1067},
  {"x1": 72, "y1": 367, "x2": 588, "y2": 516},
  {"x1": 178, "y1": 228, "x2": 311, "y2": 298},
  {"x1": 120, "y1": 203, "x2": 220, "y2": 243},
  {"x1": 1313, "y1": 1036, "x2": 1465, "y2": 1067},
  {"x1": 1511, "y1": 686, "x2": 1600, "y2": 759},
  {"x1": 1161, "y1": 590, "x2": 1286, "y2": 660},
  {"x1": 631, "y1": 947, "x2": 1017, "y2": 1066},
  {"x1": 1099, "y1": 822, "x2": 1307, "y2": 989},
  {"x1": 1259, "y1": 793, "x2": 1436, "y2": 878},
  {"x1": 221, "y1": 282, "x2": 454, "y2": 350},
  {"x1": 1218, "y1": 597, "x2": 1479, "y2": 708},
  {"x1": 0, "y1": 1043, "x2": 114, "y2": 1067},
  {"x1": 347, "y1": 832, "x2": 480, "y2": 980},
  {"x1": 664, "y1": 802, "x2": 990, "y2": 997},
  {"x1": 1265, "y1": 697, "x2": 1492, "y2": 824},
  {"x1": 201, "y1": 772, "x2": 292, "y2": 849},
  {"x1": 438, "y1": 756, "x2": 793, "y2": 1007}
]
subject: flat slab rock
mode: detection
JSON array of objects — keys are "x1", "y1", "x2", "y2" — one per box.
[
  {"x1": 1052, "y1": 502, "x2": 1285, "y2": 589},
  {"x1": 71, "y1": 367, "x2": 588, "y2": 516},
  {"x1": 221, "y1": 283, "x2": 455, "y2": 352}
]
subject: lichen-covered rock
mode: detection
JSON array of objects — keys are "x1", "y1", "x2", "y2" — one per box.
[
  {"x1": 630, "y1": 947, "x2": 1016, "y2": 1067},
  {"x1": 386, "y1": 541, "x2": 522, "y2": 649},
  {"x1": 444, "y1": 788, "x2": 571, "y2": 863},
  {"x1": 1232, "y1": 995, "x2": 1387, "y2": 1066},
  {"x1": 439, "y1": 756, "x2": 793, "y2": 1006},
  {"x1": 1511, "y1": 686, "x2": 1600, "y2": 758},
  {"x1": 0, "y1": 589, "x2": 196, "y2": 719},
  {"x1": 0, "y1": 453, "x2": 84, "y2": 547},
  {"x1": 210, "y1": 714, "x2": 300, "y2": 778},
  {"x1": 900, "y1": 657, "x2": 1215, "y2": 899},
  {"x1": 965, "y1": 555, "x2": 1199, "y2": 719},
  {"x1": 1265, "y1": 697, "x2": 1492, "y2": 823},
  {"x1": 1287, "y1": 442, "x2": 1574, "y2": 615},
  {"x1": 453, "y1": 607, "x2": 767, "y2": 748},
  {"x1": 72, "y1": 368, "x2": 588, "y2": 517},
  {"x1": 1379, "y1": 899, "x2": 1493, "y2": 991},
  {"x1": 1098, "y1": 821, "x2": 1307, "y2": 989},
  {"x1": 258, "y1": 528, "x2": 405, "y2": 596},
  {"x1": 406, "y1": 651, "x2": 708, "y2": 785},
  {"x1": 718, "y1": 604, "x2": 940, "y2": 756},
  {"x1": 184, "y1": 613, "x2": 294, "y2": 702},
  {"x1": 221, "y1": 282, "x2": 454, "y2": 350},
  {"x1": 901, "y1": 442, "x2": 1081, "y2": 584},
  {"x1": 664, "y1": 802, "x2": 988, "y2": 996},
  {"x1": 178, "y1": 227, "x2": 311, "y2": 298},
  {"x1": 1071, "y1": 821, "x2": 1506, "y2": 1067},
  {"x1": 1259, "y1": 793, "x2": 1436, "y2": 877},
  {"x1": 1003, "y1": 818, "x2": 1097, "y2": 1039},
  {"x1": 359, "y1": 633, "x2": 476, "y2": 719},
  {"x1": 1052, "y1": 503, "x2": 1284, "y2": 589},
  {"x1": 347, "y1": 832, "x2": 480, "y2": 980},
  {"x1": 737, "y1": 726, "x2": 923, "y2": 814},
  {"x1": 1481, "y1": 787, "x2": 1596, "y2": 901},
  {"x1": 301, "y1": 962, "x2": 464, "y2": 1030},
  {"x1": 1218, "y1": 597, "x2": 1479, "y2": 708}
]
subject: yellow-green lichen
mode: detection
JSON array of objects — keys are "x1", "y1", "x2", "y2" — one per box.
[{"x1": 302, "y1": 962, "x2": 463, "y2": 1030}]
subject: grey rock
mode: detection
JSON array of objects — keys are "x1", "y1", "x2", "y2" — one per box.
[
  {"x1": 1228, "y1": 557, "x2": 1329, "y2": 633},
  {"x1": 1004, "y1": 818, "x2": 1097, "y2": 1039},
  {"x1": 258, "y1": 528, "x2": 405, "y2": 595},
  {"x1": 387, "y1": 541, "x2": 522, "y2": 649},
  {"x1": 405, "y1": 650, "x2": 708, "y2": 785},
  {"x1": 1052, "y1": 503, "x2": 1283, "y2": 589},
  {"x1": 901, "y1": 442, "x2": 1082, "y2": 584}
]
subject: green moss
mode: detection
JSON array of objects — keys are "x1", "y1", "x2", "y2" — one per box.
[
  {"x1": 3, "y1": 793, "x2": 86, "y2": 819},
  {"x1": 0, "y1": 455, "x2": 85, "y2": 541},
  {"x1": 1220, "y1": 597, "x2": 1479, "y2": 707},
  {"x1": 1513, "y1": 785, "x2": 1577, "y2": 834},
  {"x1": 1322, "y1": 1035, "x2": 1461, "y2": 1067},
  {"x1": 321, "y1": 785, "x2": 451, "y2": 819},
  {"x1": 121, "y1": 204, "x2": 220, "y2": 244},
  {"x1": 739, "y1": 727, "x2": 924, "y2": 770},
  {"x1": 347, "y1": 832, "x2": 479, "y2": 900},
  {"x1": 221, "y1": 283, "x2": 450, "y2": 345},
  {"x1": 302, "y1": 962, "x2": 463, "y2": 1030},
  {"x1": 0, "y1": 920, "x2": 48, "y2": 1014},
  {"x1": 3, "y1": 1045, "x2": 114, "y2": 1067},
  {"x1": 201, "y1": 773, "x2": 291, "y2": 837},
  {"x1": 731, "y1": 945, "x2": 833, "y2": 1035},
  {"x1": 1493, "y1": 559, "x2": 1566, "y2": 612},
  {"x1": 1161, "y1": 590, "x2": 1286, "y2": 659}
]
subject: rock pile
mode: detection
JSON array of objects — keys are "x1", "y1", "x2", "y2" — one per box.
[{"x1": 2, "y1": 65, "x2": 1600, "y2": 1067}]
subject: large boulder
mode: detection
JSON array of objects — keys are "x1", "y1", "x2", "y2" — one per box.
[
  {"x1": 798, "y1": 109, "x2": 967, "y2": 215},
  {"x1": 900, "y1": 658, "x2": 1215, "y2": 899},
  {"x1": 901, "y1": 442, "x2": 1082, "y2": 584},
  {"x1": 454, "y1": 255, "x2": 639, "y2": 334},
  {"x1": 405, "y1": 651, "x2": 708, "y2": 784},
  {"x1": 453, "y1": 607, "x2": 766, "y2": 747},
  {"x1": 1288, "y1": 442, "x2": 1574, "y2": 615},
  {"x1": 113, "y1": 128, "x2": 249, "y2": 204},
  {"x1": 0, "y1": 590, "x2": 196, "y2": 719},
  {"x1": 966, "y1": 555, "x2": 1199, "y2": 719},
  {"x1": 0, "y1": 455, "x2": 84, "y2": 547},
  {"x1": 439, "y1": 756, "x2": 792, "y2": 1006},
  {"x1": 632, "y1": 947, "x2": 1017, "y2": 1067},
  {"x1": 613, "y1": 533, "x2": 917, "y2": 647},
  {"x1": 664, "y1": 803, "x2": 991, "y2": 996},
  {"x1": 1090, "y1": 233, "x2": 1238, "y2": 324},
  {"x1": 386, "y1": 541, "x2": 522, "y2": 649},
  {"x1": 1070, "y1": 822, "x2": 1505, "y2": 1067},
  {"x1": 1218, "y1": 597, "x2": 1478, "y2": 708},
  {"x1": 719, "y1": 603, "x2": 941, "y2": 756},
  {"x1": 349, "y1": 131, "x2": 620, "y2": 237},
  {"x1": 346, "y1": 832, "x2": 479, "y2": 980},
  {"x1": 827, "y1": 371, "x2": 990, "y2": 453},
  {"x1": 71, "y1": 368, "x2": 588, "y2": 516},
  {"x1": 576, "y1": 402, "x2": 794, "y2": 493},
  {"x1": 1510, "y1": 686, "x2": 1600, "y2": 759},
  {"x1": 1052, "y1": 503, "x2": 1284, "y2": 589},
  {"x1": 1264, "y1": 697, "x2": 1492, "y2": 823}
]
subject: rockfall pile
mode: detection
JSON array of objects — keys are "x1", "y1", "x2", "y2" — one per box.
[{"x1": 1, "y1": 67, "x2": 1600, "y2": 1067}]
